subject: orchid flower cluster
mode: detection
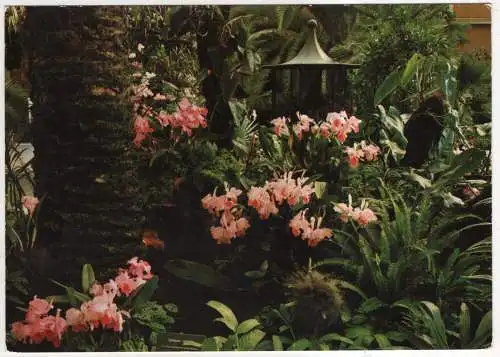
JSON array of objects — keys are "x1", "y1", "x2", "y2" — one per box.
[
  {"x1": 334, "y1": 195, "x2": 377, "y2": 227},
  {"x1": 11, "y1": 257, "x2": 155, "y2": 348},
  {"x1": 201, "y1": 172, "x2": 320, "y2": 246},
  {"x1": 289, "y1": 209, "x2": 333, "y2": 247},
  {"x1": 11, "y1": 297, "x2": 67, "y2": 348},
  {"x1": 128, "y1": 43, "x2": 208, "y2": 148},
  {"x1": 247, "y1": 171, "x2": 314, "y2": 219},
  {"x1": 201, "y1": 183, "x2": 251, "y2": 244},
  {"x1": 271, "y1": 111, "x2": 381, "y2": 168},
  {"x1": 344, "y1": 140, "x2": 382, "y2": 168},
  {"x1": 271, "y1": 110, "x2": 361, "y2": 143}
]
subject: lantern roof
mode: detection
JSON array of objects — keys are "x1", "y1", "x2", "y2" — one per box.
[{"x1": 263, "y1": 19, "x2": 359, "y2": 69}]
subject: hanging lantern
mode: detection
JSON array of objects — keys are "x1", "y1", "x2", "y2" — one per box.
[{"x1": 263, "y1": 19, "x2": 359, "y2": 120}]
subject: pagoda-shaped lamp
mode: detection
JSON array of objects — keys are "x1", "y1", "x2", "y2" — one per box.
[{"x1": 263, "y1": 19, "x2": 359, "y2": 120}]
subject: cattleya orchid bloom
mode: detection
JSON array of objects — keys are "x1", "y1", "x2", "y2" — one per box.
[
  {"x1": 133, "y1": 116, "x2": 154, "y2": 147},
  {"x1": 202, "y1": 183, "x2": 251, "y2": 244},
  {"x1": 344, "y1": 141, "x2": 381, "y2": 168},
  {"x1": 360, "y1": 140, "x2": 381, "y2": 161},
  {"x1": 129, "y1": 52, "x2": 208, "y2": 148},
  {"x1": 246, "y1": 171, "x2": 314, "y2": 219},
  {"x1": 11, "y1": 258, "x2": 156, "y2": 347},
  {"x1": 335, "y1": 196, "x2": 377, "y2": 227},
  {"x1": 334, "y1": 203, "x2": 353, "y2": 223},
  {"x1": 65, "y1": 308, "x2": 87, "y2": 332},
  {"x1": 352, "y1": 207, "x2": 378, "y2": 226},
  {"x1": 345, "y1": 146, "x2": 364, "y2": 168},
  {"x1": 264, "y1": 171, "x2": 314, "y2": 207},
  {"x1": 210, "y1": 211, "x2": 250, "y2": 244},
  {"x1": 201, "y1": 183, "x2": 243, "y2": 215},
  {"x1": 271, "y1": 116, "x2": 290, "y2": 137},
  {"x1": 272, "y1": 109, "x2": 362, "y2": 144},
  {"x1": 289, "y1": 210, "x2": 333, "y2": 247},
  {"x1": 463, "y1": 186, "x2": 480, "y2": 200},
  {"x1": 10, "y1": 296, "x2": 67, "y2": 347},
  {"x1": 21, "y1": 195, "x2": 39, "y2": 216},
  {"x1": 293, "y1": 112, "x2": 315, "y2": 140},
  {"x1": 320, "y1": 111, "x2": 361, "y2": 143},
  {"x1": 247, "y1": 186, "x2": 279, "y2": 219}
]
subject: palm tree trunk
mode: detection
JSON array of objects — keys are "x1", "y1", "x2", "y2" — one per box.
[{"x1": 23, "y1": 6, "x2": 146, "y2": 289}]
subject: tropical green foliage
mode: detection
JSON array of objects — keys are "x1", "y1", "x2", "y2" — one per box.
[
  {"x1": 5, "y1": 71, "x2": 29, "y2": 140},
  {"x1": 333, "y1": 4, "x2": 467, "y2": 115},
  {"x1": 6, "y1": 4, "x2": 491, "y2": 353}
]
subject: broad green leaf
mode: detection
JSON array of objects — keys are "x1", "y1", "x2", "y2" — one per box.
[
  {"x1": 386, "y1": 331, "x2": 407, "y2": 343},
  {"x1": 459, "y1": 303, "x2": 470, "y2": 347},
  {"x1": 345, "y1": 327, "x2": 373, "y2": 339},
  {"x1": 379, "y1": 107, "x2": 407, "y2": 148},
  {"x1": 45, "y1": 295, "x2": 70, "y2": 304},
  {"x1": 50, "y1": 279, "x2": 91, "y2": 303},
  {"x1": 236, "y1": 319, "x2": 260, "y2": 335},
  {"x1": 244, "y1": 270, "x2": 266, "y2": 279},
  {"x1": 405, "y1": 333, "x2": 434, "y2": 349},
  {"x1": 431, "y1": 148, "x2": 485, "y2": 191},
  {"x1": 391, "y1": 299, "x2": 414, "y2": 310},
  {"x1": 401, "y1": 53, "x2": 422, "y2": 85},
  {"x1": 207, "y1": 300, "x2": 238, "y2": 332},
  {"x1": 6, "y1": 224, "x2": 23, "y2": 252},
  {"x1": 421, "y1": 301, "x2": 448, "y2": 348},
  {"x1": 351, "y1": 314, "x2": 368, "y2": 325},
  {"x1": 287, "y1": 338, "x2": 311, "y2": 351},
  {"x1": 182, "y1": 340, "x2": 201, "y2": 349},
  {"x1": 463, "y1": 274, "x2": 492, "y2": 281},
  {"x1": 228, "y1": 100, "x2": 248, "y2": 124},
  {"x1": 156, "y1": 332, "x2": 205, "y2": 350},
  {"x1": 434, "y1": 125, "x2": 455, "y2": 168},
  {"x1": 165, "y1": 259, "x2": 231, "y2": 290},
  {"x1": 380, "y1": 137, "x2": 406, "y2": 162},
  {"x1": 131, "y1": 275, "x2": 159, "y2": 309},
  {"x1": 374, "y1": 334, "x2": 392, "y2": 349},
  {"x1": 374, "y1": 70, "x2": 402, "y2": 106},
  {"x1": 66, "y1": 287, "x2": 80, "y2": 307},
  {"x1": 201, "y1": 336, "x2": 227, "y2": 351},
  {"x1": 255, "y1": 339, "x2": 274, "y2": 351},
  {"x1": 442, "y1": 192, "x2": 465, "y2": 208},
  {"x1": 359, "y1": 297, "x2": 387, "y2": 314},
  {"x1": 272, "y1": 335, "x2": 283, "y2": 351},
  {"x1": 81, "y1": 264, "x2": 95, "y2": 294},
  {"x1": 337, "y1": 280, "x2": 368, "y2": 300},
  {"x1": 278, "y1": 325, "x2": 289, "y2": 333},
  {"x1": 318, "y1": 342, "x2": 330, "y2": 350},
  {"x1": 244, "y1": 260, "x2": 269, "y2": 279},
  {"x1": 239, "y1": 329, "x2": 266, "y2": 350},
  {"x1": 340, "y1": 305, "x2": 352, "y2": 324},
  {"x1": 314, "y1": 181, "x2": 327, "y2": 199},
  {"x1": 74, "y1": 290, "x2": 92, "y2": 306},
  {"x1": 470, "y1": 310, "x2": 492, "y2": 348},
  {"x1": 319, "y1": 333, "x2": 354, "y2": 345},
  {"x1": 402, "y1": 171, "x2": 432, "y2": 189}
]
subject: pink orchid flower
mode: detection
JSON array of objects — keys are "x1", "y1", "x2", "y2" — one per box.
[{"x1": 21, "y1": 196, "x2": 40, "y2": 216}]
